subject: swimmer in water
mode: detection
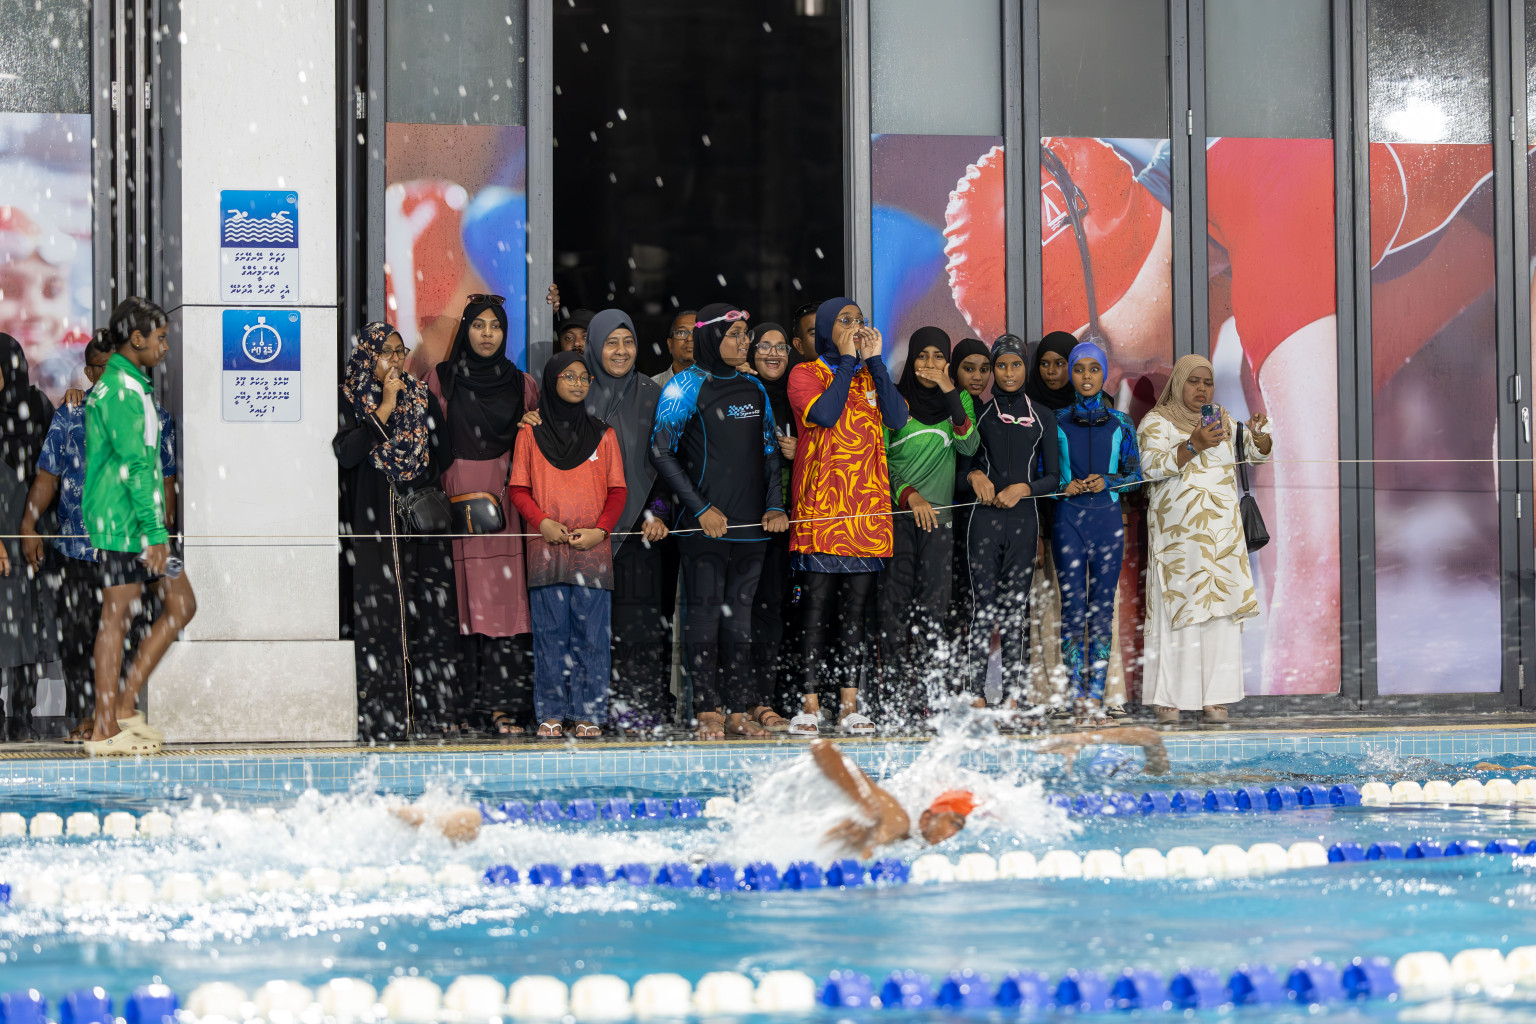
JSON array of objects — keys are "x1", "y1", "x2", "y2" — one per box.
[
  {"x1": 813, "y1": 727, "x2": 1170, "y2": 858},
  {"x1": 391, "y1": 802, "x2": 483, "y2": 844}
]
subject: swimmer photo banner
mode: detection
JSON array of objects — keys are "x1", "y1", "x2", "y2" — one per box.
[
  {"x1": 222, "y1": 309, "x2": 301, "y2": 423},
  {"x1": 219, "y1": 189, "x2": 299, "y2": 303}
]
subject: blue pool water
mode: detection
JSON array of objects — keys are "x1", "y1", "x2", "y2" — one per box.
[{"x1": 5, "y1": 739, "x2": 1536, "y2": 1021}]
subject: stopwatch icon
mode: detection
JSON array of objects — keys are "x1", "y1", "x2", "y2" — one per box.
[{"x1": 242, "y1": 316, "x2": 282, "y2": 364}]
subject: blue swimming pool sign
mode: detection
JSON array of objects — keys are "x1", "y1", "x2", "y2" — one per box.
[
  {"x1": 222, "y1": 309, "x2": 300, "y2": 422},
  {"x1": 220, "y1": 189, "x2": 299, "y2": 303}
]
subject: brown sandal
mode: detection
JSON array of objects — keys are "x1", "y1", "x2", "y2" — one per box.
[
  {"x1": 750, "y1": 706, "x2": 789, "y2": 733},
  {"x1": 695, "y1": 711, "x2": 726, "y2": 740},
  {"x1": 725, "y1": 713, "x2": 768, "y2": 739},
  {"x1": 67, "y1": 718, "x2": 94, "y2": 743}
]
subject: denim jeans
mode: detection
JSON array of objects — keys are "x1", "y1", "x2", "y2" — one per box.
[{"x1": 529, "y1": 584, "x2": 612, "y2": 724}]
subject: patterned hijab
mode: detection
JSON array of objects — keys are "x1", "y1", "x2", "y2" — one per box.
[{"x1": 342, "y1": 321, "x2": 433, "y2": 482}]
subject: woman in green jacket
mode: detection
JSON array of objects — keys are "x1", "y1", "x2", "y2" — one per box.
[{"x1": 82, "y1": 297, "x2": 197, "y2": 755}]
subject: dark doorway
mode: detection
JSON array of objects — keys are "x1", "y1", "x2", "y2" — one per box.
[{"x1": 552, "y1": 0, "x2": 845, "y2": 374}]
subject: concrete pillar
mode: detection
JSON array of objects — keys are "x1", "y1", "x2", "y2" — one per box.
[{"x1": 152, "y1": 0, "x2": 354, "y2": 741}]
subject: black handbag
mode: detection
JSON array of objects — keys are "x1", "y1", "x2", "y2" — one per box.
[
  {"x1": 449, "y1": 491, "x2": 506, "y2": 535},
  {"x1": 1234, "y1": 423, "x2": 1270, "y2": 553},
  {"x1": 394, "y1": 484, "x2": 452, "y2": 535}
]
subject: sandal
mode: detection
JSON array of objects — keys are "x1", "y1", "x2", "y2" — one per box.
[
  {"x1": 537, "y1": 720, "x2": 563, "y2": 739},
  {"x1": 725, "y1": 713, "x2": 768, "y2": 739},
  {"x1": 119, "y1": 712, "x2": 164, "y2": 743},
  {"x1": 695, "y1": 711, "x2": 726, "y2": 740},
  {"x1": 750, "y1": 706, "x2": 789, "y2": 733},
  {"x1": 786, "y1": 713, "x2": 819, "y2": 738},
  {"x1": 83, "y1": 728, "x2": 161, "y2": 757},
  {"x1": 67, "y1": 718, "x2": 94, "y2": 743},
  {"x1": 572, "y1": 721, "x2": 602, "y2": 739},
  {"x1": 838, "y1": 713, "x2": 876, "y2": 736},
  {"x1": 488, "y1": 711, "x2": 523, "y2": 737}
]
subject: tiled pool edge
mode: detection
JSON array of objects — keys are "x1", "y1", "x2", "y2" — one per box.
[{"x1": 0, "y1": 728, "x2": 1533, "y2": 797}]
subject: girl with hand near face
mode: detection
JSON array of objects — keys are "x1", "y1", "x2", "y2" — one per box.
[
  {"x1": 879, "y1": 327, "x2": 979, "y2": 722},
  {"x1": 1048, "y1": 341, "x2": 1142, "y2": 721},
  {"x1": 1137, "y1": 354, "x2": 1272, "y2": 725},
  {"x1": 334, "y1": 320, "x2": 458, "y2": 742}
]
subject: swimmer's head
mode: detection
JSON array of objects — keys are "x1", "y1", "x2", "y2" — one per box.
[{"x1": 919, "y1": 790, "x2": 976, "y2": 845}]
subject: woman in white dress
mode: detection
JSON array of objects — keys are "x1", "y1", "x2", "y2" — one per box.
[{"x1": 1138, "y1": 355, "x2": 1272, "y2": 724}]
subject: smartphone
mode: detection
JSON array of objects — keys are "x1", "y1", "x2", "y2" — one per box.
[{"x1": 1200, "y1": 403, "x2": 1220, "y2": 429}]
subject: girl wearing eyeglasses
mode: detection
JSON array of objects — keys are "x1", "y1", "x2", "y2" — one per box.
[
  {"x1": 961, "y1": 335, "x2": 1059, "y2": 712},
  {"x1": 785, "y1": 297, "x2": 908, "y2": 736},
  {"x1": 508, "y1": 351, "x2": 627, "y2": 739}
]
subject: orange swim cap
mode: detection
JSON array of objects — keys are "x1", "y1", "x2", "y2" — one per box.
[{"x1": 927, "y1": 789, "x2": 977, "y2": 819}]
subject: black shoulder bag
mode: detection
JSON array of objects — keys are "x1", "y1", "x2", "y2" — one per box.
[
  {"x1": 1234, "y1": 423, "x2": 1270, "y2": 552},
  {"x1": 394, "y1": 483, "x2": 453, "y2": 535}
]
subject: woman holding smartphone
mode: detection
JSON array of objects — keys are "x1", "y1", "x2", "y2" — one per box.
[{"x1": 1137, "y1": 354, "x2": 1271, "y2": 724}]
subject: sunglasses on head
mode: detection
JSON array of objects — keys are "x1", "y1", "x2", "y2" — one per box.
[
  {"x1": 695, "y1": 309, "x2": 750, "y2": 328},
  {"x1": 465, "y1": 294, "x2": 506, "y2": 306}
]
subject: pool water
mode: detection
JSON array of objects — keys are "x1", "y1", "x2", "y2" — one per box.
[{"x1": 5, "y1": 744, "x2": 1536, "y2": 1021}]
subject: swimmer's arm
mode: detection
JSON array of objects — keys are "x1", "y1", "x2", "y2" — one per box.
[
  {"x1": 390, "y1": 803, "x2": 481, "y2": 844},
  {"x1": 1032, "y1": 726, "x2": 1170, "y2": 776},
  {"x1": 812, "y1": 741, "x2": 912, "y2": 851},
  {"x1": 811, "y1": 740, "x2": 883, "y2": 818}
]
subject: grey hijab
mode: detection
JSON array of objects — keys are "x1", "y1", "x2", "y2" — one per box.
[{"x1": 584, "y1": 307, "x2": 660, "y2": 545}]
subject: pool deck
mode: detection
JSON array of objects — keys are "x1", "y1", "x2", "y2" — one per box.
[{"x1": 1, "y1": 715, "x2": 1534, "y2": 798}]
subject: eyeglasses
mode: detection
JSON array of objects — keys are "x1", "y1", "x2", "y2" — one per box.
[
  {"x1": 466, "y1": 293, "x2": 506, "y2": 305},
  {"x1": 557, "y1": 372, "x2": 593, "y2": 387},
  {"x1": 669, "y1": 328, "x2": 693, "y2": 340},
  {"x1": 835, "y1": 316, "x2": 870, "y2": 328},
  {"x1": 380, "y1": 345, "x2": 410, "y2": 359},
  {"x1": 695, "y1": 309, "x2": 750, "y2": 328},
  {"x1": 756, "y1": 343, "x2": 790, "y2": 356}
]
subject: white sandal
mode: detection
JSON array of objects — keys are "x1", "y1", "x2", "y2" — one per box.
[
  {"x1": 83, "y1": 728, "x2": 161, "y2": 757},
  {"x1": 839, "y1": 713, "x2": 876, "y2": 736},
  {"x1": 786, "y1": 713, "x2": 819, "y2": 737}
]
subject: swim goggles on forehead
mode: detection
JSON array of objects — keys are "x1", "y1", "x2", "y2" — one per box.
[{"x1": 694, "y1": 309, "x2": 750, "y2": 328}]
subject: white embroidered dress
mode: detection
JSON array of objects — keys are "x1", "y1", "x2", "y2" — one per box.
[{"x1": 1137, "y1": 410, "x2": 1271, "y2": 709}]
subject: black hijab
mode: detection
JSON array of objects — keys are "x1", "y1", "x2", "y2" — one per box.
[
  {"x1": 1026, "y1": 330, "x2": 1078, "y2": 411},
  {"x1": 436, "y1": 299, "x2": 526, "y2": 460},
  {"x1": 692, "y1": 302, "x2": 748, "y2": 376},
  {"x1": 989, "y1": 334, "x2": 1035, "y2": 418},
  {"x1": 0, "y1": 333, "x2": 51, "y2": 479},
  {"x1": 814, "y1": 296, "x2": 857, "y2": 363},
  {"x1": 948, "y1": 336, "x2": 992, "y2": 387},
  {"x1": 749, "y1": 322, "x2": 795, "y2": 437},
  {"x1": 531, "y1": 351, "x2": 607, "y2": 471},
  {"x1": 896, "y1": 326, "x2": 954, "y2": 426}
]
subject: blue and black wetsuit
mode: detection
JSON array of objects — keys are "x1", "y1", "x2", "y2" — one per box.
[
  {"x1": 962, "y1": 387, "x2": 1058, "y2": 699},
  {"x1": 649, "y1": 304, "x2": 785, "y2": 716},
  {"x1": 1052, "y1": 392, "x2": 1142, "y2": 701}
]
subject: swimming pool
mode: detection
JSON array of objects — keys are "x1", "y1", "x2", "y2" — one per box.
[{"x1": 6, "y1": 733, "x2": 1536, "y2": 1021}]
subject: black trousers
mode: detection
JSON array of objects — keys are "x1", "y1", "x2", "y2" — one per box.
[
  {"x1": 350, "y1": 535, "x2": 461, "y2": 741},
  {"x1": 800, "y1": 569, "x2": 877, "y2": 695},
  {"x1": 749, "y1": 532, "x2": 796, "y2": 711},
  {"x1": 679, "y1": 535, "x2": 766, "y2": 712},
  {"x1": 966, "y1": 505, "x2": 1039, "y2": 700},
  {"x1": 877, "y1": 515, "x2": 954, "y2": 717},
  {"x1": 457, "y1": 632, "x2": 533, "y2": 728},
  {"x1": 609, "y1": 537, "x2": 675, "y2": 728},
  {"x1": 48, "y1": 550, "x2": 101, "y2": 721}
]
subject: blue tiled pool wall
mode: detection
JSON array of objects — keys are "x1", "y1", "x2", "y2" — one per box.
[{"x1": 0, "y1": 729, "x2": 1533, "y2": 800}]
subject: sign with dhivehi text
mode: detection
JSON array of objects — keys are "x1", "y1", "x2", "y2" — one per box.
[
  {"x1": 220, "y1": 189, "x2": 298, "y2": 303},
  {"x1": 223, "y1": 309, "x2": 301, "y2": 422}
]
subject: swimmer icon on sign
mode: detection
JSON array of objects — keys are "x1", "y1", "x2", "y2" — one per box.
[
  {"x1": 220, "y1": 190, "x2": 299, "y2": 303},
  {"x1": 222, "y1": 309, "x2": 301, "y2": 423}
]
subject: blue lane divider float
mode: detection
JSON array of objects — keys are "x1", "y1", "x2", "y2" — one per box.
[
  {"x1": 1049, "y1": 783, "x2": 1364, "y2": 818},
  {"x1": 478, "y1": 796, "x2": 703, "y2": 825},
  {"x1": 0, "y1": 987, "x2": 176, "y2": 1024}
]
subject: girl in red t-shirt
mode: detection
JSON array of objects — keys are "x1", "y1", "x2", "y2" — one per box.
[{"x1": 509, "y1": 351, "x2": 627, "y2": 739}]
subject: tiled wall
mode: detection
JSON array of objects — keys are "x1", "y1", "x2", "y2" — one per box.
[{"x1": 2, "y1": 729, "x2": 1534, "y2": 801}]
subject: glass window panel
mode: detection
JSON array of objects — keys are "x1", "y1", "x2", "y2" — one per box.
[
  {"x1": 1205, "y1": 0, "x2": 1331, "y2": 139},
  {"x1": 1202, "y1": 4, "x2": 1339, "y2": 695},
  {"x1": 0, "y1": 0, "x2": 89, "y2": 115},
  {"x1": 387, "y1": 0, "x2": 528, "y2": 126},
  {"x1": 1040, "y1": 0, "x2": 1168, "y2": 138},
  {"x1": 870, "y1": 0, "x2": 1001, "y2": 135},
  {"x1": 1369, "y1": 0, "x2": 1498, "y2": 693}
]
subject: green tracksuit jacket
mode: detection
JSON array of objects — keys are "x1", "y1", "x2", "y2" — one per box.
[{"x1": 83, "y1": 353, "x2": 168, "y2": 553}]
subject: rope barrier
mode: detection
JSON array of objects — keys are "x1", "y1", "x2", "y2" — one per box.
[{"x1": 18, "y1": 944, "x2": 1536, "y2": 1018}]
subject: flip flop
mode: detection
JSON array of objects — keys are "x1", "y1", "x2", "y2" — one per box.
[
  {"x1": 572, "y1": 721, "x2": 602, "y2": 739},
  {"x1": 537, "y1": 720, "x2": 563, "y2": 739},
  {"x1": 83, "y1": 728, "x2": 161, "y2": 757},
  {"x1": 839, "y1": 713, "x2": 876, "y2": 736},
  {"x1": 786, "y1": 713, "x2": 819, "y2": 737}
]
